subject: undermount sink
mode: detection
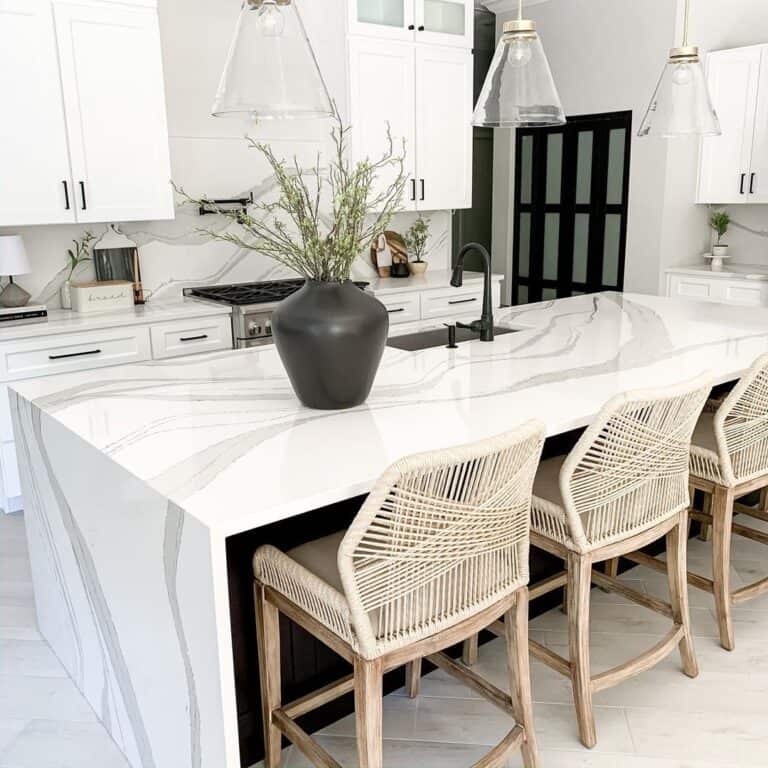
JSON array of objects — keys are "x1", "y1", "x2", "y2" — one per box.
[{"x1": 387, "y1": 325, "x2": 518, "y2": 352}]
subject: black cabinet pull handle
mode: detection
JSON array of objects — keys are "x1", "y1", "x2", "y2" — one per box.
[
  {"x1": 79, "y1": 181, "x2": 87, "y2": 210},
  {"x1": 387, "y1": 308, "x2": 405, "y2": 313},
  {"x1": 49, "y1": 349, "x2": 101, "y2": 361},
  {"x1": 410, "y1": 179, "x2": 416, "y2": 201},
  {"x1": 407, "y1": 24, "x2": 415, "y2": 30},
  {"x1": 750, "y1": 173, "x2": 756, "y2": 194},
  {"x1": 448, "y1": 297, "x2": 477, "y2": 305},
  {"x1": 740, "y1": 173, "x2": 746, "y2": 194},
  {"x1": 417, "y1": 25, "x2": 425, "y2": 31},
  {"x1": 180, "y1": 334, "x2": 208, "y2": 342},
  {"x1": 62, "y1": 181, "x2": 70, "y2": 211},
  {"x1": 420, "y1": 179, "x2": 425, "y2": 201}
]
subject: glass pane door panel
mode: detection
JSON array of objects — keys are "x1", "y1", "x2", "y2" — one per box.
[
  {"x1": 423, "y1": 0, "x2": 465, "y2": 36},
  {"x1": 546, "y1": 133, "x2": 563, "y2": 204},
  {"x1": 357, "y1": 0, "x2": 405, "y2": 27},
  {"x1": 576, "y1": 131, "x2": 593, "y2": 204},
  {"x1": 518, "y1": 212, "x2": 531, "y2": 278},
  {"x1": 606, "y1": 128, "x2": 626, "y2": 204},
  {"x1": 543, "y1": 213, "x2": 559, "y2": 280},
  {"x1": 542, "y1": 287, "x2": 557, "y2": 300},
  {"x1": 573, "y1": 213, "x2": 589, "y2": 283},
  {"x1": 603, "y1": 214, "x2": 621, "y2": 285},
  {"x1": 520, "y1": 135, "x2": 533, "y2": 204},
  {"x1": 517, "y1": 285, "x2": 528, "y2": 304}
]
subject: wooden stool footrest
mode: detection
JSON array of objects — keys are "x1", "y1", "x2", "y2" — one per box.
[
  {"x1": 734, "y1": 501, "x2": 768, "y2": 523},
  {"x1": 282, "y1": 674, "x2": 355, "y2": 719},
  {"x1": 590, "y1": 571, "x2": 673, "y2": 618},
  {"x1": 732, "y1": 576, "x2": 768, "y2": 604},
  {"x1": 528, "y1": 571, "x2": 568, "y2": 601},
  {"x1": 272, "y1": 709, "x2": 342, "y2": 768},
  {"x1": 469, "y1": 725, "x2": 525, "y2": 768},
  {"x1": 590, "y1": 625, "x2": 684, "y2": 693},
  {"x1": 731, "y1": 520, "x2": 768, "y2": 545},
  {"x1": 426, "y1": 651, "x2": 514, "y2": 714},
  {"x1": 529, "y1": 639, "x2": 571, "y2": 677},
  {"x1": 623, "y1": 550, "x2": 714, "y2": 593}
]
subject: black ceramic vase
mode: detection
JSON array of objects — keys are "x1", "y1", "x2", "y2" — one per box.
[{"x1": 271, "y1": 280, "x2": 389, "y2": 410}]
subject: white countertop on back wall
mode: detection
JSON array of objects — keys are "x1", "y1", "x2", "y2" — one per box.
[
  {"x1": 0, "y1": 299, "x2": 232, "y2": 343},
  {"x1": 666, "y1": 263, "x2": 768, "y2": 280},
  {"x1": 366, "y1": 269, "x2": 503, "y2": 295}
]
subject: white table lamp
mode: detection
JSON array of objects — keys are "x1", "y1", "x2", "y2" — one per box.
[{"x1": 0, "y1": 235, "x2": 32, "y2": 308}]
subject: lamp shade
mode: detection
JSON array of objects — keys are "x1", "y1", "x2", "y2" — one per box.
[
  {"x1": 472, "y1": 20, "x2": 565, "y2": 128},
  {"x1": 212, "y1": 0, "x2": 333, "y2": 121},
  {"x1": 0, "y1": 236, "x2": 31, "y2": 277},
  {"x1": 638, "y1": 48, "x2": 721, "y2": 138}
]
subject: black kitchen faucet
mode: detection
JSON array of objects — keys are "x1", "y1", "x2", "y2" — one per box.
[{"x1": 451, "y1": 242, "x2": 495, "y2": 342}]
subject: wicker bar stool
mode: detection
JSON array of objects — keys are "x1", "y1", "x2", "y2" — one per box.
[
  {"x1": 252, "y1": 422, "x2": 545, "y2": 768},
  {"x1": 622, "y1": 354, "x2": 768, "y2": 651},
  {"x1": 449, "y1": 377, "x2": 711, "y2": 749}
]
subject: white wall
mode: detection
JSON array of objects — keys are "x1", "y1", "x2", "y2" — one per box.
[
  {"x1": 492, "y1": 0, "x2": 768, "y2": 298},
  {"x1": 0, "y1": 0, "x2": 452, "y2": 308}
]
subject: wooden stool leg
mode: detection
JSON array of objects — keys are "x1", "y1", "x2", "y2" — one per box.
[
  {"x1": 698, "y1": 488, "x2": 712, "y2": 542},
  {"x1": 568, "y1": 552, "x2": 596, "y2": 749},
  {"x1": 712, "y1": 485, "x2": 736, "y2": 651},
  {"x1": 405, "y1": 658, "x2": 421, "y2": 698},
  {"x1": 462, "y1": 634, "x2": 479, "y2": 666},
  {"x1": 666, "y1": 511, "x2": 699, "y2": 677},
  {"x1": 354, "y1": 657, "x2": 384, "y2": 768},
  {"x1": 506, "y1": 589, "x2": 539, "y2": 768},
  {"x1": 254, "y1": 584, "x2": 282, "y2": 768},
  {"x1": 600, "y1": 558, "x2": 619, "y2": 592}
]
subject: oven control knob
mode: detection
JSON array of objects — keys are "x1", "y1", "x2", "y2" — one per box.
[
  {"x1": 265, "y1": 320, "x2": 272, "y2": 336},
  {"x1": 248, "y1": 321, "x2": 262, "y2": 337}
]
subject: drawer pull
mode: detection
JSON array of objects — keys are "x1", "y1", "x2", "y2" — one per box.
[
  {"x1": 387, "y1": 308, "x2": 405, "y2": 314},
  {"x1": 740, "y1": 173, "x2": 746, "y2": 194},
  {"x1": 79, "y1": 181, "x2": 87, "y2": 210},
  {"x1": 180, "y1": 334, "x2": 209, "y2": 342},
  {"x1": 448, "y1": 297, "x2": 477, "y2": 305},
  {"x1": 62, "y1": 180, "x2": 70, "y2": 211},
  {"x1": 48, "y1": 348, "x2": 101, "y2": 361}
]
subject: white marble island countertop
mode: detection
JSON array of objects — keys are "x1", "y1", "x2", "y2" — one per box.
[
  {"x1": 11, "y1": 291, "x2": 768, "y2": 768},
  {"x1": 11, "y1": 291, "x2": 768, "y2": 537}
]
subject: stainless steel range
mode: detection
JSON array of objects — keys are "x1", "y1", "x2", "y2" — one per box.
[{"x1": 184, "y1": 279, "x2": 369, "y2": 349}]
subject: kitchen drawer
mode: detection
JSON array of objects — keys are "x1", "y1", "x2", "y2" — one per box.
[
  {"x1": 667, "y1": 275, "x2": 718, "y2": 301},
  {"x1": 0, "y1": 326, "x2": 152, "y2": 382},
  {"x1": 722, "y1": 280, "x2": 768, "y2": 306},
  {"x1": 150, "y1": 315, "x2": 232, "y2": 360},
  {"x1": 420, "y1": 286, "x2": 484, "y2": 321},
  {"x1": 377, "y1": 292, "x2": 421, "y2": 324}
]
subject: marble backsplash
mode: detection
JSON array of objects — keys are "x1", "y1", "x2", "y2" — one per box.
[
  {"x1": 2, "y1": 207, "x2": 451, "y2": 310},
  {"x1": 726, "y1": 206, "x2": 768, "y2": 265}
]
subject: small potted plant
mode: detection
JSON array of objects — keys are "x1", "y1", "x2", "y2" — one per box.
[
  {"x1": 405, "y1": 216, "x2": 430, "y2": 275},
  {"x1": 709, "y1": 210, "x2": 730, "y2": 271},
  {"x1": 62, "y1": 231, "x2": 95, "y2": 309}
]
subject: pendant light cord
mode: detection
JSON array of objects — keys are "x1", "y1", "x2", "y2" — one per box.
[
  {"x1": 682, "y1": 0, "x2": 690, "y2": 47},
  {"x1": 518, "y1": 0, "x2": 523, "y2": 21}
]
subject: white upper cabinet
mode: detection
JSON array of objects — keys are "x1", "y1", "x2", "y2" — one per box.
[
  {"x1": 415, "y1": 44, "x2": 472, "y2": 210},
  {"x1": 54, "y1": 1, "x2": 174, "y2": 223},
  {"x1": 698, "y1": 45, "x2": 767, "y2": 204},
  {"x1": 0, "y1": 0, "x2": 174, "y2": 227},
  {"x1": 348, "y1": 37, "x2": 417, "y2": 211},
  {"x1": 348, "y1": 0, "x2": 471, "y2": 47},
  {"x1": 0, "y1": 0, "x2": 74, "y2": 226}
]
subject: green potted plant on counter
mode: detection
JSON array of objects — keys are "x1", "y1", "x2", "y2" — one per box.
[
  {"x1": 62, "y1": 231, "x2": 95, "y2": 309},
  {"x1": 181, "y1": 116, "x2": 406, "y2": 410},
  {"x1": 405, "y1": 216, "x2": 430, "y2": 275},
  {"x1": 708, "y1": 210, "x2": 730, "y2": 272}
]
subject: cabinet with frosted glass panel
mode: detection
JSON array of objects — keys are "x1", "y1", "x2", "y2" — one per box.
[{"x1": 348, "y1": 0, "x2": 473, "y2": 47}]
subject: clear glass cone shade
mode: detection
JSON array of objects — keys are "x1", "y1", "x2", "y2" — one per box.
[
  {"x1": 212, "y1": 1, "x2": 333, "y2": 120},
  {"x1": 472, "y1": 32, "x2": 565, "y2": 127},
  {"x1": 638, "y1": 58, "x2": 721, "y2": 138}
]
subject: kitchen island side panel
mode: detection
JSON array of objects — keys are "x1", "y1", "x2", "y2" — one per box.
[{"x1": 10, "y1": 391, "x2": 235, "y2": 768}]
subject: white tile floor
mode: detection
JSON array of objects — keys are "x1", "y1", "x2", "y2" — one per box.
[{"x1": 2, "y1": 509, "x2": 767, "y2": 768}]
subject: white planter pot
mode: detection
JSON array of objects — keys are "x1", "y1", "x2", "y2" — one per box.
[
  {"x1": 60, "y1": 279, "x2": 72, "y2": 309},
  {"x1": 709, "y1": 245, "x2": 730, "y2": 272}
]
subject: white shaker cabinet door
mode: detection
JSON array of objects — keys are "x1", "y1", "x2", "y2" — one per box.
[
  {"x1": 349, "y1": 0, "x2": 416, "y2": 41},
  {"x1": 415, "y1": 0, "x2": 473, "y2": 48},
  {"x1": 348, "y1": 36, "x2": 417, "y2": 211},
  {"x1": 697, "y1": 46, "x2": 761, "y2": 204},
  {"x1": 0, "y1": 0, "x2": 75, "y2": 226},
  {"x1": 54, "y1": 2, "x2": 174, "y2": 223},
  {"x1": 748, "y1": 48, "x2": 768, "y2": 203},
  {"x1": 414, "y1": 44, "x2": 472, "y2": 210}
]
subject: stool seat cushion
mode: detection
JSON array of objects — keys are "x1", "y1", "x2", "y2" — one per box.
[
  {"x1": 689, "y1": 411, "x2": 726, "y2": 485},
  {"x1": 286, "y1": 531, "x2": 345, "y2": 592}
]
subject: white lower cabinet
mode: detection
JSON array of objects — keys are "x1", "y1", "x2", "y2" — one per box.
[
  {"x1": 0, "y1": 310, "x2": 232, "y2": 513},
  {"x1": 666, "y1": 269, "x2": 768, "y2": 307}
]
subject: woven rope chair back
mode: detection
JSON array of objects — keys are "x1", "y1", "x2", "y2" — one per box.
[
  {"x1": 560, "y1": 375, "x2": 711, "y2": 552},
  {"x1": 714, "y1": 353, "x2": 768, "y2": 485},
  {"x1": 338, "y1": 421, "x2": 545, "y2": 659}
]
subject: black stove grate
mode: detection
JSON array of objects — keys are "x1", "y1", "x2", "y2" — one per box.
[{"x1": 188, "y1": 279, "x2": 369, "y2": 306}]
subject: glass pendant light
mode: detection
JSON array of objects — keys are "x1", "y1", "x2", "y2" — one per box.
[
  {"x1": 212, "y1": 0, "x2": 333, "y2": 121},
  {"x1": 638, "y1": 0, "x2": 720, "y2": 138},
  {"x1": 472, "y1": 0, "x2": 565, "y2": 128}
]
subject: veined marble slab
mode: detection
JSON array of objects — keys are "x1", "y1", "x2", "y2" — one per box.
[{"x1": 9, "y1": 291, "x2": 768, "y2": 768}]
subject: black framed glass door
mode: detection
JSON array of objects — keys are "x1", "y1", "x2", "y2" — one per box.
[{"x1": 512, "y1": 111, "x2": 632, "y2": 304}]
